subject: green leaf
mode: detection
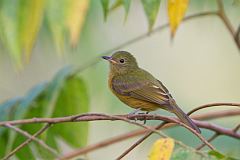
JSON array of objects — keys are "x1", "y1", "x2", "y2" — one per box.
[
  {"x1": 141, "y1": 0, "x2": 161, "y2": 31},
  {"x1": 101, "y1": 0, "x2": 109, "y2": 21},
  {"x1": 123, "y1": 0, "x2": 131, "y2": 20},
  {"x1": 42, "y1": 65, "x2": 74, "y2": 118},
  {"x1": 2, "y1": 82, "x2": 47, "y2": 156},
  {"x1": 171, "y1": 147, "x2": 198, "y2": 160},
  {"x1": 45, "y1": 0, "x2": 69, "y2": 53},
  {"x1": 0, "y1": 0, "x2": 22, "y2": 67},
  {"x1": 0, "y1": 97, "x2": 21, "y2": 122},
  {"x1": 18, "y1": 0, "x2": 45, "y2": 62},
  {"x1": 208, "y1": 150, "x2": 238, "y2": 160},
  {"x1": 109, "y1": 0, "x2": 131, "y2": 21},
  {"x1": 15, "y1": 82, "x2": 48, "y2": 120},
  {"x1": 109, "y1": 0, "x2": 122, "y2": 11},
  {"x1": 48, "y1": 76, "x2": 89, "y2": 147}
]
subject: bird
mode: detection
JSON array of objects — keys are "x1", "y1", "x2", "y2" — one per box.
[{"x1": 102, "y1": 51, "x2": 201, "y2": 133}]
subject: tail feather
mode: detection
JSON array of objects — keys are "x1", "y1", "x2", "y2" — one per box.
[{"x1": 171, "y1": 105, "x2": 201, "y2": 133}]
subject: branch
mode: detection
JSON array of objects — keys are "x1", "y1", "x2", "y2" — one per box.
[
  {"x1": 77, "y1": 114, "x2": 217, "y2": 151},
  {"x1": 114, "y1": 104, "x2": 240, "y2": 159},
  {"x1": 59, "y1": 109, "x2": 239, "y2": 159},
  {"x1": 0, "y1": 112, "x2": 239, "y2": 139},
  {"x1": 236, "y1": 24, "x2": 240, "y2": 45},
  {"x1": 216, "y1": 0, "x2": 240, "y2": 50},
  {"x1": 196, "y1": 123, "x2": 240, "y2": 150},
  {"x1": 115, "y1": 122, "x2": 167, "y2": 160},
  {"x1": 196, "y1": 133, "x2": 219, "y2": 150},
  {"x1": 2, "y1": 123, "x2": 54, "y2": 160},
  {"x1": 187, "y1": 102, "x2": 240, "y2": 116},
  {"x1": 3, "y1": 124, "x2": 58, "y2": 157}
]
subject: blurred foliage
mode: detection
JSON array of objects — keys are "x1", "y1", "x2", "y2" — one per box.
[
  {"x1": 0, "y1": 0, "x2": 89, "y2": 67},
  {"x1": 0, "y1": 66, "x2": 89, "y2": 159},
  {"x1": 0, "y1": 0, "x2": 239, "y2": 67}
]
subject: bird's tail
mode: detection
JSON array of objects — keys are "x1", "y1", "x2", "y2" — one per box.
[{"x1": 171, "y1": 104, "x2": 201, "y2": 133}]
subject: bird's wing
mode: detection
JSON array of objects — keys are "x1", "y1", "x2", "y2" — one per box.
[{"x1": 112, "y1": 74, "x2": 172, "y2": 106}]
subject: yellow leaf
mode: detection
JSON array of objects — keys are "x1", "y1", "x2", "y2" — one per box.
[
  {"x1": 18, "y1": 0, "x2": 46, "y2": 62},
  {"x1": 168, "y1": 0, "x2": 189, "y2": 38},
  {"x1": 66, "y1": 0, "x2": 89, "y2": 47},
  {"x1": 148, "y1": 138, "x2": 174, "y2": 160}
]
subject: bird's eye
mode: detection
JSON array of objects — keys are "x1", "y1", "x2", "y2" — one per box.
[{"x1": 119, "y1": 59, "x2": 125, "y2": 63}]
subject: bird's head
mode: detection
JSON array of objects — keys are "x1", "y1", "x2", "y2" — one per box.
[{"x1": 102, "y1": 51, "x2": 139, "y2": 74}]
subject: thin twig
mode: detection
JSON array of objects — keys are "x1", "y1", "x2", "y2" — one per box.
[
  {"x1": 116, "y1": 103, "x2": 240, "y2": 159},
  {"x1": 115, "y1": 102, "x2": 240, "y2": 160},
  {"x1": 77, "y1": 114, "x2": 216, "y2": 150},
  {"x1": 233, "y1": 123, "x2": 240, "y2": 132},
  {"x1": 235, "y1": 25, "x2": 240, "y2": 44},
  {"x1": 59, "y1": 109, "x2": 239, "y2": 159},
  {"x1": 187, "y1": 102, "x2": 240, "y2": 116},
  {"x1": 116, "y1": 118, "x2": 216, "y2": 160},
  {"x1": 216, "y1": 0, "x2": 240, "y2": 50},
  {"x1": 3, "y1": 124, "x2": 58, "y2": 156},
  {"x1": 2, "y1": 123, "x2": 55, "y2": 160},
  {"x1": 115, "y1": 122, "x2": 166, "y2": 160},
  {"x1": 196, "y1": 133, "x2": 219, "y2": 150},
  {"x1": 196, "y1": 123, "x2": 240, "y2": 150},
  {"x1": 0, "y1": 112, "x2": 239, "y2": 139}
]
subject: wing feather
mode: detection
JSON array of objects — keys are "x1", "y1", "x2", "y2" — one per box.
[{"x1": 112, "y1": 73, "x2": 172, "y2": 106}]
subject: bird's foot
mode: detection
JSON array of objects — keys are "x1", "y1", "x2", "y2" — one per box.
[
  {"x1": 141, "y1": 111, "x2": 149, "y2": 124},
  {"x1": 128, "y1": 109, "x2": 149, "y2": 124},
  {"x1": 128, "y1": 108, "x2": 141, "y2": 121}
]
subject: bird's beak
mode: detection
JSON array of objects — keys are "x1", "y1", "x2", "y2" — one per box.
[{"x1": 102, "y1": 56, "x2": 117, "y2": 64}]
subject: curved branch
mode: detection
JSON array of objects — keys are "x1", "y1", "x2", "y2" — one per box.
[
  {"x1": 59, "y1": 109, "x2": 239, "y2": 159},
  {"x1": 1, "y1": 112, "x2": 239, "y2": 139},
  {"x1": 188, "y1": 102, "x2": 240, "y2": 116}
]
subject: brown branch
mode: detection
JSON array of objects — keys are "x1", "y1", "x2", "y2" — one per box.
[
  {"x1": 196, "y1": 123, "x2": 240, "y2": 150},
  {"x1": 196, "y1": 133, "x2": 219, "y2": 150},
  {"x1": 115, "y1": 122, "x2": 167, "y2": 160},
  {"x1": 236, "y1": 25, "x2": 240, "y2": 45},
  {"x1": 187, "y1": 102, "x2": 240, "y2": 116},
  {"x1": 58, "y1": 129, "x2": 148, "y2": 160},
  {"x1": 59, "y1": 109, "x2": 239, "y2": 159},
  {"x1": 2, "y1": 123, "x2": 53, "y2": 160},
  {"x1": 3, "y1": 124, "x2": 58, "y2": 157},
  {"x1": 216, "y1": 0, "x2": 240, "y2": 50},
  {"x1": 191, "y1": 109, "x2": 240, "y2": 120},
  {"x1": 80, "y1": 114, "x2": 217, "y2": 150},
  {"x1": 233, "y1": 123, "x2": 240, "y2": 132},
  {"x1": 0, "y1": 105, "x2": 239, "y2": 159},
  {"x1": 115, "y1": 104, "x2": 240, "y2": 159},
  {"x1": 115, "y1": 118, "x2": 218, "y2": 160},
  {"x1": 0, "y1": 112, "x2": 239, "y2": 139}
]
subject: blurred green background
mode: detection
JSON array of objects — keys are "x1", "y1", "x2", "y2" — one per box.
[{"x1": 0, "y1": 0, "x2": 239, "y2": 159}]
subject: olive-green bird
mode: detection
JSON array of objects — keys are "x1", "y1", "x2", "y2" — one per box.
[{"x1": 102, "y1": 51, "x2": 201, "y2": 133}]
